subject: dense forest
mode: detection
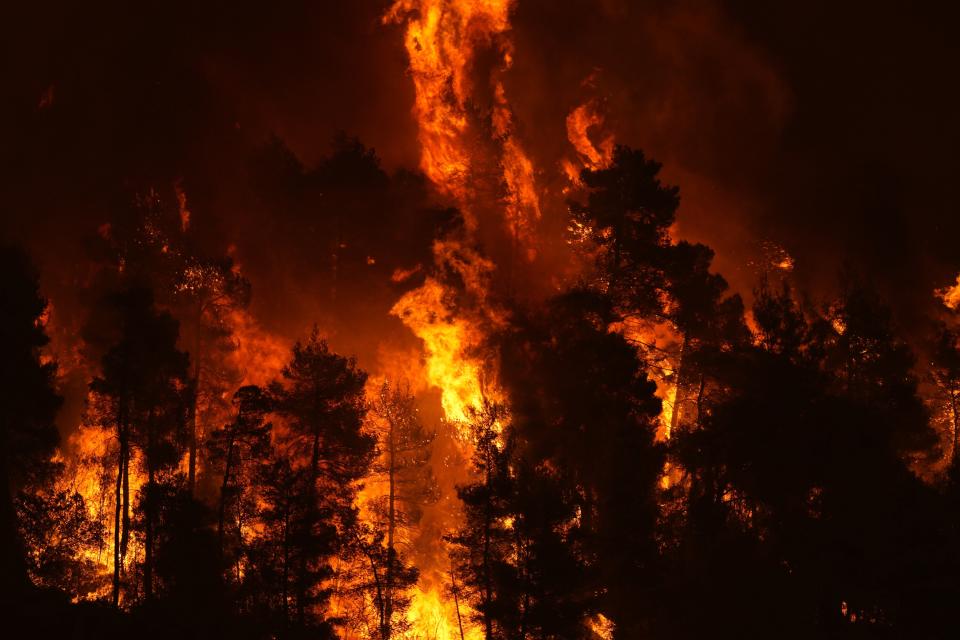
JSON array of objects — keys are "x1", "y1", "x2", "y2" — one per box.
[{"x1": 4, "y1": 140, "x2": 960, "y2": 639}]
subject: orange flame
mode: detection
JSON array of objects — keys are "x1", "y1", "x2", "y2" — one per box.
[
  {"x1": 937, "y1": 274, "x2": 960, "y2": 310},
  {"x1": 566, "y1": 99, "x2": 615, "y2": 171},
  {"x1": 386, "y1": 0, "x2": 541, "y2": 255}
]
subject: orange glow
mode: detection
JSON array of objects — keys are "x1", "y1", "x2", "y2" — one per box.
[
  {"x1": 385, "y1": 0, "x2": 541, "y2": 255},
  {"x1": 224, "y1": 308, "x2": 290, "y2": 387},
  {"x1": 937, "y1": 273, "x2": 960, "y2": 310},
  {"x1": 390, "y1": 276, "x2": 498, "y2": 427},
  {"x1": 566, "y1": 99, "x2": 615, "y2": 172}
]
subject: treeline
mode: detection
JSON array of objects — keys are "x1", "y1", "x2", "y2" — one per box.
[{"x1": 3, "y1": 142, "x2": 960, "y2": 640}]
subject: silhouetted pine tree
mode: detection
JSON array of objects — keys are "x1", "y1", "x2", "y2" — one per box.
[
  {"x1": 498, "y1": 291, "x2": 663, "y2": 639},
  {"x1": 269, "y1": 329, "x2": 374, "y2": 630},
  {"x1": 0, "y1": 245, "x2": 62, "y2": 599},
  {"x1": 207, "y1": 385, "x2": 272, "y2": 580},
  {"x1": 88, "y1": 287, "x2": 190, "y2": 605}
]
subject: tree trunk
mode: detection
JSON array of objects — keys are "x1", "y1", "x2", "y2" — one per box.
[
  {"x1": 282, "y1": 511, "x2": 290, "y2": 627},
  {"x1": 218, "y1": 435, "x2": 236, "y2": 558},
  {"x1": 451, "y1": 565, "x2": 466, "y2": 640},
  {"x1": 695, "y1": 374, "x2": 706, "y2": 428},
  {"x1": 669, "y1": 333, "x2": 690, "y2": 437},
  {"x1": 482, "y1": 440, "x2": 494, "y2": 640},
  {"x1": 384, "y1": 414, "x2": 397, "y2": 639},
  {"x1": 144, "y1": 410, "x2": 156, "y2": 601},
  {"x1": 188, "y1": 318, "x2": 204, "y2": 496},
  {"x1": 113, "y1": 417, "x2": 129, "y2": 608},
  {"x1": 516, "y1": 525, "x2": 529, "y2": 640},
  {"x1": 951, "y1": 388, "x2": 959, "y2": 461},
  {"x1": 144, "y1": 458, "x2": 154, "y2": 601},
  {"x1": 361, "y1": 536, "x2": 386, "y2": 637}
]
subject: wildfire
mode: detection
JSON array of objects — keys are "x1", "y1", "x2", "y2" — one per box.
[
  {"x1": 391, "y1": 278, "x2": 493, "y2": 425},
  {"x1": 224, "y1": 308, "x2": 290, "y2": 387},
  {"x1": 566, "y1": 99, "x2": 615, "y2": 172},
  {"x1": 937, "y1": 273, "x2": 960, "y2": 310},
  {"x1": 385, "y1": 0, "x2": 541, "y2": 255},
  {"x1": 382, "y1": 2, "x2": 540, "y2": 635}
]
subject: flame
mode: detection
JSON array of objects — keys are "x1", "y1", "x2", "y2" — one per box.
[
  {"x1": 390, "y1": 276, "x2": 496, "y2": 427},
  {"x1": 937, "y1": 273, "x2": 960, "y2": 310},
  {"x1": 406, "y1": 581, "x2": 483, "y2": 640},
  {"x1": 224, "y1": 308, "x2": 290, "y2": 387},
  {"x1": 588, "y1": 613, "x2": 616, "y2": 639},
  {"x1": 62, "y1": 423, "x2": 148, "y2": 602},
  {"x1": 566, "y1": 99, "x2": 615, "y2": 171},
  {"x1": 385, "y1": 0, "x2": 541, "y2": 254},
  {"x1": 174, "y1": 182, "x2": 191, "y2": 232},
  {"x1": 383, "y1": 2, "x2": 537, "y2": 634}
]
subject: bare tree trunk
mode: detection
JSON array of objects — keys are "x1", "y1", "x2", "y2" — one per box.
[
  {"x1": 218, "y1": 435, "x2": 236, "y2": 557},
  {"x1": 144, "y1": 456, "x2": 154, "y2": 600},
  {"x1": 516, "y1": 525, "x2": 529, "y2": 640},
  {"x1": 695, "y1": 374, "x2": 706, "y2": 428},
  {"x1": 951, "y1": 388, "x2": 959, "y2": 461},
  {"x1": 360, "y1": 534, "x2": 386, "y2": 637},
  {"x1": 121, "y1": 435, "x2": 130, "y2": 571},
  {"x1": 188, "y1": 356, "x2": 201, "y2": 495},
  {"x1": 282, "y1": 511, "x2": 290, "y2": 628},
  {"x1": 669, "y1": 333, "x2": 690, "y2": 436},
  {"x1": 482, "y1": 441, "x2": 494, "y2": 640},
  {"x1": 384, "y1": 414, "x2": 397, "y2": 639},
  {"x1": 113, "y1": 416, "x2": 129, "y2": 608},
  {"x1": 450, "y1": 564, "x2": 466, "y2": 640}
]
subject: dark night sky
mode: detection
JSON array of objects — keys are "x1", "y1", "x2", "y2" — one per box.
[{"x1": 2, "y1": 0, "x2": 959, "y2": 334}]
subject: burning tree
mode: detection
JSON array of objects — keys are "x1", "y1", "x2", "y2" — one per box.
[
  {"x1": 352, "y1": 381, "x2": 439, "y2": 639},
  {"x1": 206, "y1": 385, "x2": 273, "y2": 580},
  {"x1": 267, "y1": 329, "x2": 375, "y2": 630},
  {"x1": 87, "y1": 287, "x2": 191, "y2": 606}
]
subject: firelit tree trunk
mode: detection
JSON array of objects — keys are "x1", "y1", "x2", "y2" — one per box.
[
  {"x1": 282, "y1": 511, "x2": 290, "y2": 628},
  {"x1": 669, "y1": 333, "x2": 690, "y2": 435},
  {"x1": 482, "y1": 444, "x2": 494, "y2": 640},
  {"x1": 113, "y1": 421, "x2": 129, "y2": 608},
  {"x1": 144, "y1": 412, "x2": 156, "y2": 602},
  {"x1": 950, "y1": 388, "x2": 960, "y2": 461},
  {"x1": 144, "y1": 463, "x2": 154, "y2": 601},
  {"x1": 217, "y1": 434, "x2": 236, "y2": 557},
  {"x1": 383, "y1": 412, "x2": 397, "y2": 640},
  {"x1": 450, "y1": 565, "x2": 466, "y2": 640},
  {"x1": 188, "y1": 355, "x2": 201, "y2": 495},
  {"x1": 360, "y1": 535, "x2": 386, "y2": 637}
]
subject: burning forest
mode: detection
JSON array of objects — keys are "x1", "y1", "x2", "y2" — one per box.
[{"x1": 3, "y1": 0, "x2": 960, "y2": 638}]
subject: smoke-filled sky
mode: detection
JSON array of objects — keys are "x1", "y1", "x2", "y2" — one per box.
[{"x1": 3, "y1": 0, "x2": 959, "y2": 337}]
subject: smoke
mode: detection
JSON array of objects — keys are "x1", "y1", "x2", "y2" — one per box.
[{"x1": 4, "y1": 0, "x2": 958, "y2": 432}]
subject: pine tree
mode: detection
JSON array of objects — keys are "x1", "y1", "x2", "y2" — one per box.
[
  {"x1": 363, "y1": 381, "x2": 438, "y2": 639},
  {"x1": 269, "y1": 328, "x2": 375, "y2": 627},
  {"x1": 207, "y1": 385, "x2": 272, "y2": 575},
  {"x1": 0, "y1": 245, "x2": 62, "y2": 598},
  {"x1": 88, "y1": 287, "x2": 190, "y2": 605}
]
